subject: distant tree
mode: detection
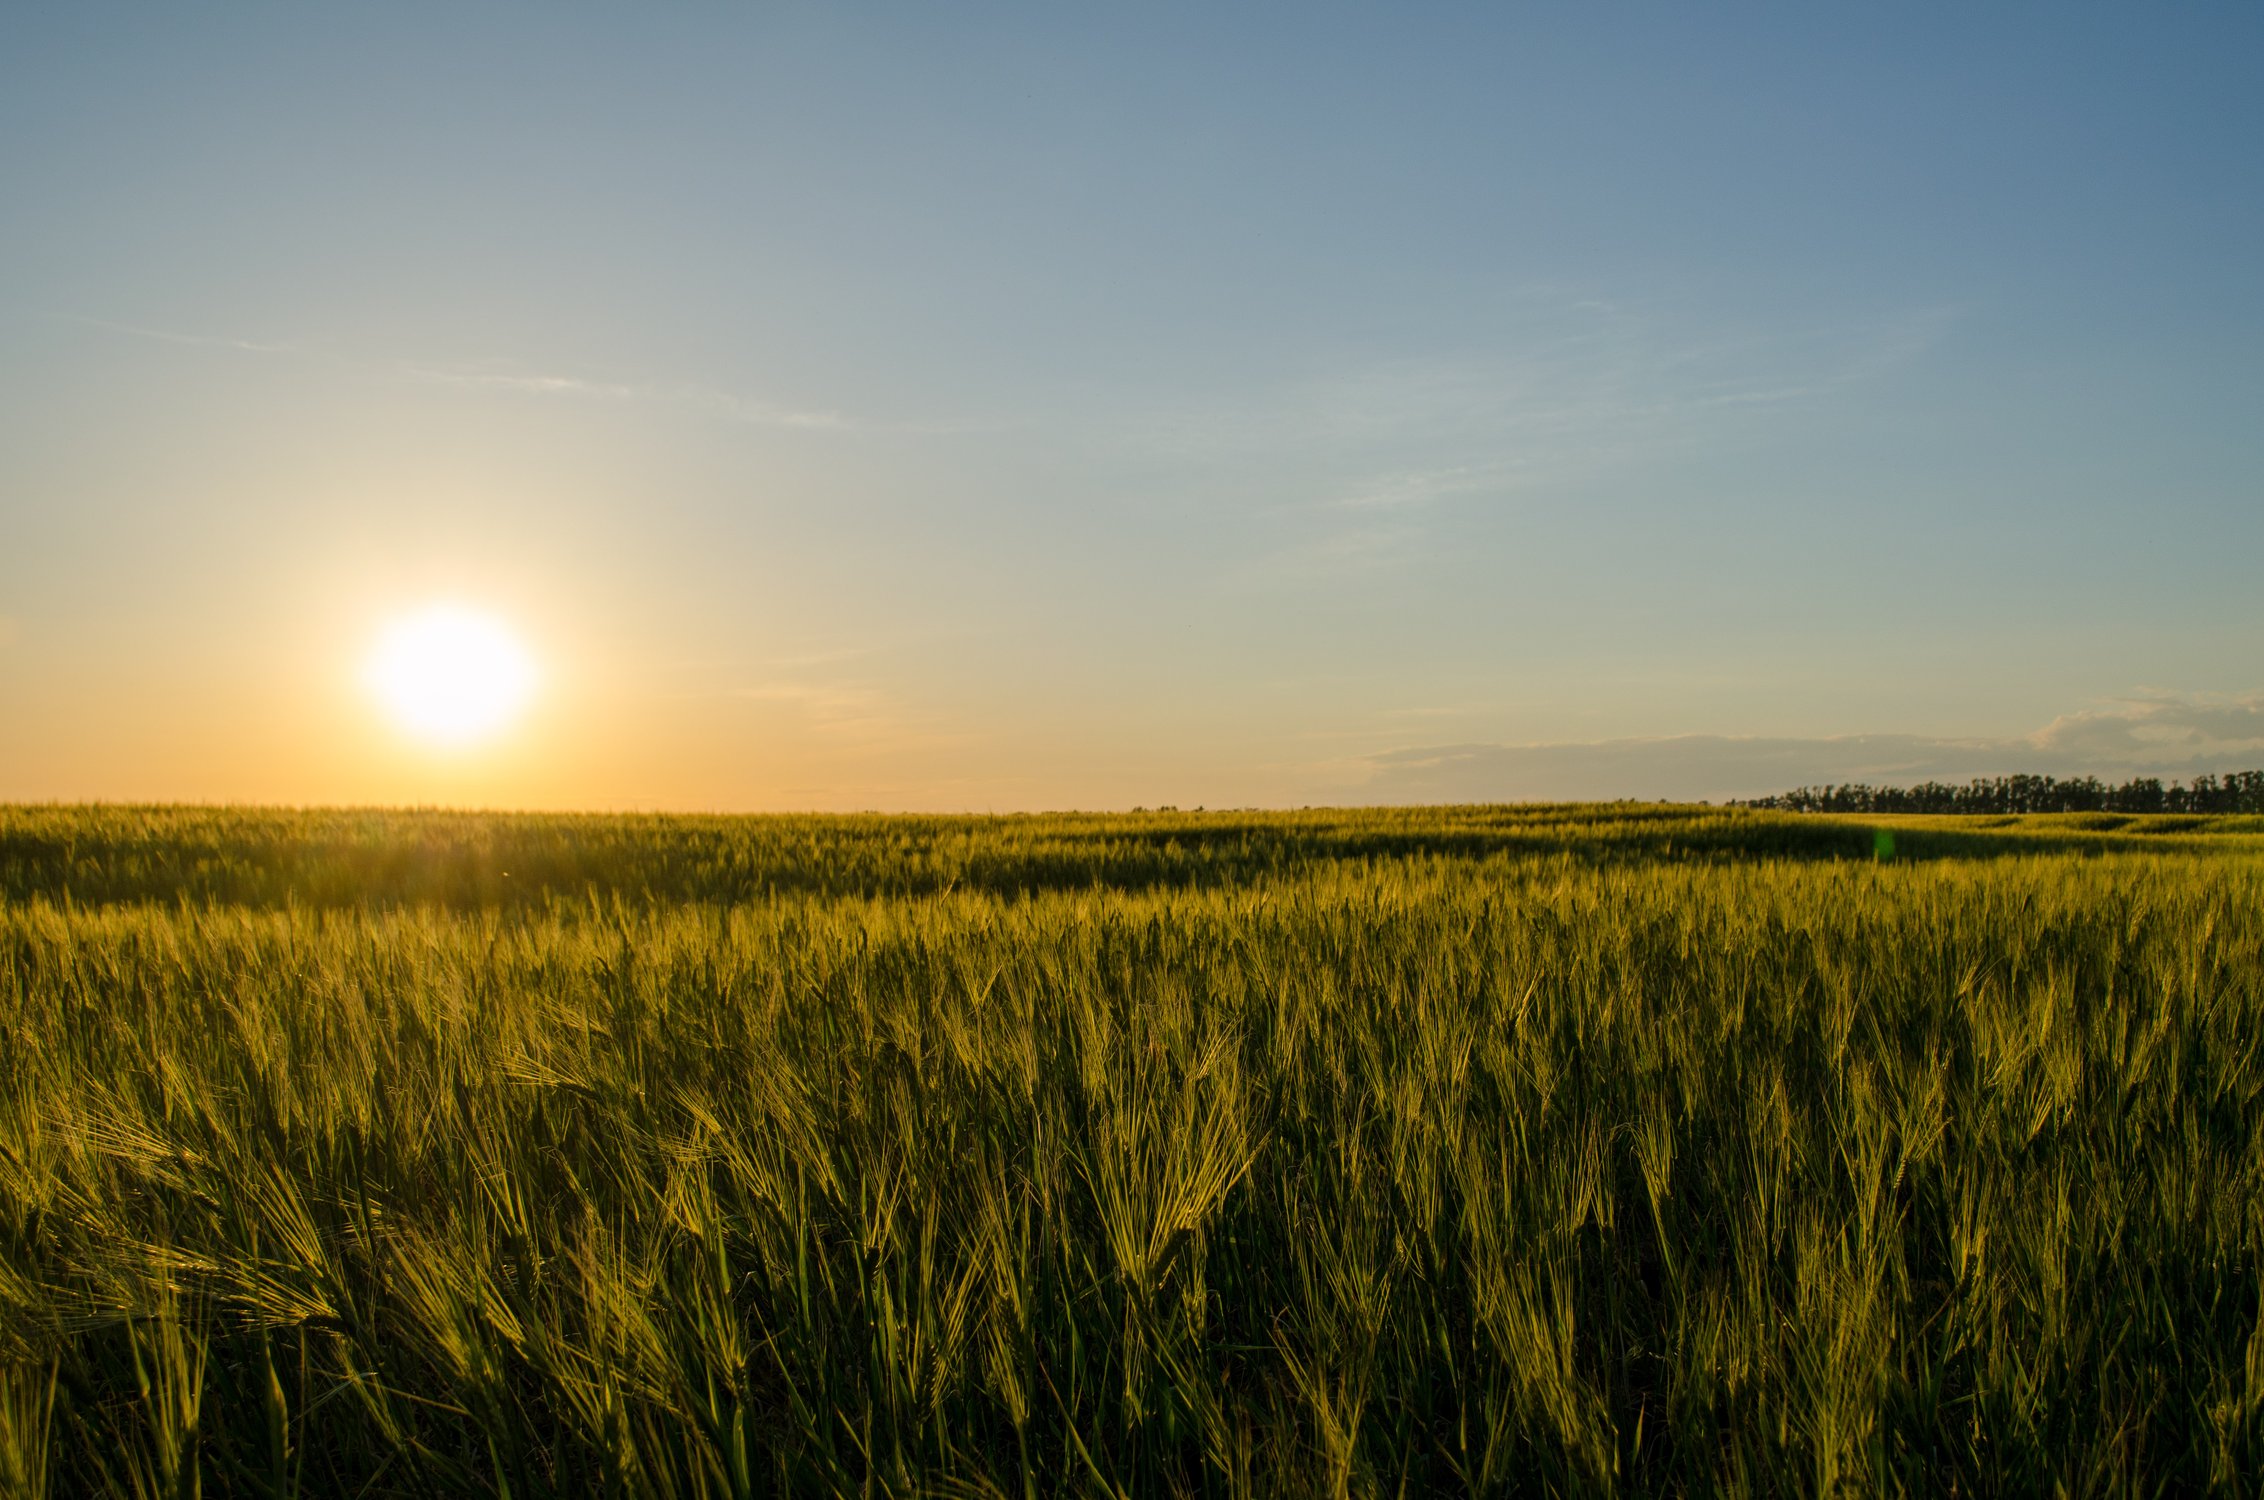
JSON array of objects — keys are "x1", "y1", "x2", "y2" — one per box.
[{"x1": 1737, "y1": 771, "x2": 2264, "y2": 814}]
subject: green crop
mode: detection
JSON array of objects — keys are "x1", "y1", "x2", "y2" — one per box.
[{"x1": 0, "y1": 804, "x2": 2260, "y2": 1495}]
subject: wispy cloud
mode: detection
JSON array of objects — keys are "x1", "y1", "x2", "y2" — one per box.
[
  {"x1": 402, "y1": 364, "x2": 851, "y2": 431},
  {"x1": 1147, "y1": 298, "x2": 1951, "y2": 473},
  {"x1": 1327, "y1": 459, "x2": 1535, "y2": 512},
  {"x1": 1230, "y1": 524, "x2": 1422, "y2": 585},
  {"x1": 724, "y1": 673, "x2": 975, "y2": 760},
  {"x1": 730, "y1": 679, "x2": 896, "y2": 732},
  {"x1": 1351, "y1": 691, "x2": 2264, "y2": 804},
  {"x1": 758, "y1": 644, "x2": 888, "y2": 671},
  {"x1": 58, "y1": 314, "x2": 295, "y2": 354},
  {"x1": 54, "y1": 312, "x2": 856, "y2": 431},
  {"x1": 1179, "y1": 293, "x2": 1953, "y2": 585},
  {"x1": 410, "y1": 370, "x2": 639, "y2": 400}
]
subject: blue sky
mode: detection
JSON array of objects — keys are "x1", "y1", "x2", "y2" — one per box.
[{"x1": 3, "y1": 5, "x2": 2260, "y2": 807}]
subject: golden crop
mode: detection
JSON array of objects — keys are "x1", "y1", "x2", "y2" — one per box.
[{"x1": 1, "y1": 805, "x2": 2259, "y2": 1495}]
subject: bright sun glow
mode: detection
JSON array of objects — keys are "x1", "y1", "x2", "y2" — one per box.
[{"x1": 365, "y1": 604, "x2": 538, "y2": 747}]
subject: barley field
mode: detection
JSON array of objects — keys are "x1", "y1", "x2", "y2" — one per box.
[{"x1": 1, "y1": 804, "x2": 2261, "y2": 1496}]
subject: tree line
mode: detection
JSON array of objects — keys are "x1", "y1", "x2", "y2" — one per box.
[{"x1": 1737, "y1": 770, "x2": 2264, "y2": 815}]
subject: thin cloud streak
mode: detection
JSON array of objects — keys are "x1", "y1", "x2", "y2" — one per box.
[
  {"x1": 1144, "y1": 299, "x2": 1953, "y2": 470},
  {"x1": 723, "y1": 677, "x2": 976, "y2": 761},
  {"x1": 403, "y1": 365, "x2": 851, "y2": 431},
  {"x1": 1213, "y1": 296, "x2": 1953, "y2": 587},
  {"x1": 57, "y1": 314, "x2": 296, "y2": 354},
  {"x1": 729, "y1": 679, "x2": 894, "y2": 731},
  {"x1": 1327, "y1": 460, "x2": 1535, "y2": 512},
  {"x1": 1234, "y1": 525, "x2": 1421, "y2": 585},
  {"x1": 53, "y1": 313, "x2": 855, "y2": 431}
]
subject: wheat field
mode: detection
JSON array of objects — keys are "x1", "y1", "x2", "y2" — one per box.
[{"x1": 1, "y1": 805, "x2": 2260, "y2": 1495}]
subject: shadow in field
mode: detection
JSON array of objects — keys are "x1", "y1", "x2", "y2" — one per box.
[{"x1": 0, "y1": 806, "x2": 2255, "y2": 912}]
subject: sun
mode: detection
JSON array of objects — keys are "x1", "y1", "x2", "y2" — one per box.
[{"x1": 364, "y1": 604, "x2": 538, "y2": 747}]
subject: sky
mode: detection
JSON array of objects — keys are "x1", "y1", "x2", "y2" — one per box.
[{"x1": 2, "y1": 5, "x2": 2260, "y2": 810}]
